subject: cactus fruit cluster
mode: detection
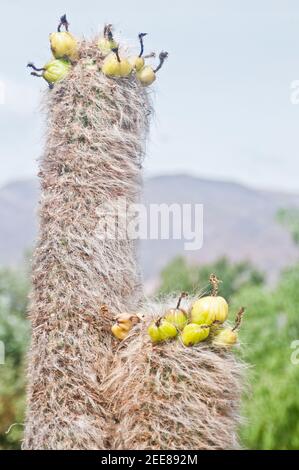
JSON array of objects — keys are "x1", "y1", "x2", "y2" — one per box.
[
  {"x1": 24, "y1": 14, "x2": 245, "y2": 450},
  {"x1": 27, "y1": 15, "x2": 168, "y2": 88},
  {"x1": 113, "y1": 274, "x2": 245, "y2": 349}
]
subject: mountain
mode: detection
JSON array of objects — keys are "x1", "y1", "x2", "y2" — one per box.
[
  {"x1": 1, "y1": 175, "x2": 299, "y2": 284},
  {"x1": 0, "y1": 179, "x2": 39, "y2": 266}
]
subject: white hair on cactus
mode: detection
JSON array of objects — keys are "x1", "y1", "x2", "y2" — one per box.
[{"x1": 23, "y1": 38, "x2": 150, "y2": 450}]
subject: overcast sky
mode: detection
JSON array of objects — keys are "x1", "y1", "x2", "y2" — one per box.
[{"x1": 0, "y1": 0, "x2": 299, "y2": 192}]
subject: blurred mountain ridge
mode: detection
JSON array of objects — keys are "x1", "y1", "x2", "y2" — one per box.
[{"x1": 1, "y1": 175, "x2": 299, "y2": 283}]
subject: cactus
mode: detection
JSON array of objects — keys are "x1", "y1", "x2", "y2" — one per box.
[
  {"x1": 23, "y1": 39, "x2": 150, "y2": 450},
  {"x1": 24, "y1": 25, "x2": 245, "y2": 451}
]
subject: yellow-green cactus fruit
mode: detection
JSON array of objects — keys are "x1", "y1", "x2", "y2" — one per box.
[
  {"x1": 119, "y1": 58, "x2": 133, "y2": 77},
  {"x1": 148, "y1": 318, "x2": 178, "y2": 343},
  {"x1": 181, "y1": 324, "x2": 210, "y2": 347},
  {"x1": 111, "y1": 313, "x2": 141, "y2": 341},
  {"x1": 111, "y1": 323, "x2": 129, "y2": 341},
  {"x1": 27, "y1": 59, "x2": 71, "y2": 87},
  {"x1": 43, "y1": 59, "x2": 72, "y2": 84},
  {"x1": 129, "y1": 56, "x2": 146, "y2": 72},
  {"x1": 50, "y1": 32, "x2": 78, "y2": 60},
  {"x1": 50, "y1": 15, "x2": 78, "y2": 61},
  {"x1": 128, "y1": 33, "x2": 155, "y2": 72},
  {"x1": 191, "y1": 274, "x2": 228, "y2": 326},
  {"x1": 164, "y1": 292, "x2": 188, "y2": 330},
  {"x1": 101, "y1": 52, "x2": 121, "y2": 77},
  {"x1": 136, "y1": 51, "x2": 168, "y2": 87},
  {"x1": 212, "y1": 328, "x2": 238, "y2": 347},
  {"x1": 212, "y1": 307, "x2": 245, "y2": 348},
  {"x1": 136, "y1": 65, "x2": 156, "y2": 86},
  {"x1": 98, "y1": 24, "x2": 118, "y2": 56},
  {"x1": 102, "y1": 48, "x2": 132, "y2": 78}
]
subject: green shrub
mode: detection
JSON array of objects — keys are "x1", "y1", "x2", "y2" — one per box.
[
  {"x1": 159, "y1": 256, "x2": 264, "y2": 300},
  {"x1": 0, "y1": 267, "x2": 30, "y2": 449}
]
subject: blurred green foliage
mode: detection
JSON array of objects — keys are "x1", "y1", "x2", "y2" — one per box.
[
  {"x1": 159, "y1": 256, "x2": 264, "y2": 300},
  {"x1": 1, "y1": 254, "x2": 299, "y2": 449},
  {"x1": 233, "y1": 265, "x2": 299, "y2": 449},
  {"x1": 0, "y1": 266, "x2": 30, "y2": 449},
  {"x1": 277, "y1": 208, "x2": 299, "y2": 245}
]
